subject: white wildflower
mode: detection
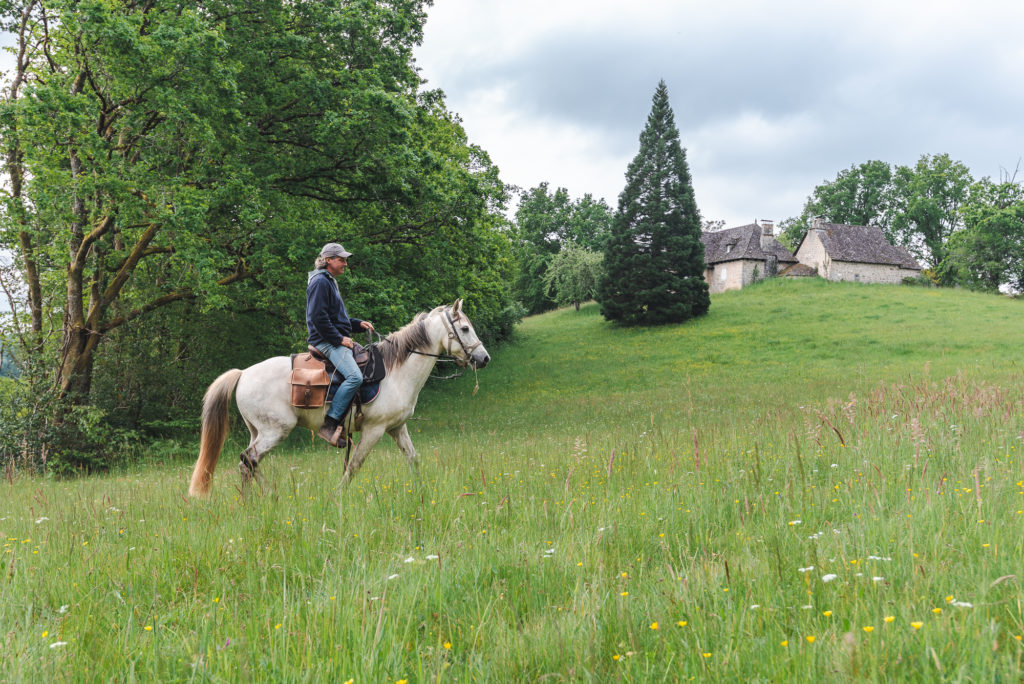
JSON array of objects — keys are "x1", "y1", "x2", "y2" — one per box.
[
  {"x1": 952, "y1": 601, "x2": 973, "y2": 608},
  {"x1": 788, "y1": 520, "x2": 802, "y2": 526},
  {"x1": 798, "y1": 566, "x2": 815, "y2": 573},
  {"x1": 425, "y1": 554, "x2": 439, "y2": 561},
  {"x1": 387, "y1": 574, "x2": 399, "y2": 580},
  {"x1": 750, "y1": 604, "x2": 761, "y2": 610},
  {"x1": 49, "y1": 642, "x2": 68, "y2": 648},
  {"x1": 35, "y1": 517, "x2": 49, "y2": 524},
  {"x1": 58, "y1": 605, "x2": 69, "y2": 614},
  {"x1": 403, "y1": 556, "x2": 415, "y2": 563},
  {"x1": 872, "y1": 576, "x2": 885, "y2": 582},
  {"x1": 867, "y1": 555, "x2": 892, "y2": 561},
  {"x1": 821, "y1": 574, "x2": 838, "y2": 583}
]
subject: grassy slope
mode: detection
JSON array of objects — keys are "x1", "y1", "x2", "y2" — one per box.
[{"x1": 2, "y1": 278, "x2": 1023, "y2": 681}]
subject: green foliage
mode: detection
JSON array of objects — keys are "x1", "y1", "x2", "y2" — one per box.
[
  {"x1": 0, "y1": 0, "x2": 518, "y2": 459},
  {"x1": 0, "y1": 344, "x2": 17, "y2": 378},
  {"x1": 542, "y1": 244, "x2": 603, "y2": 310},
  {"x1": 936, "y1": 177, "x2": 1024, "y2": 292},
  {"x1": 0, "y1": 363, "x2": 139, "y2": 474},
  {"x1": 598, "y1": 81, "x2": 709, "y2": 325},
  {"x1": 3, "y1": 280, "x2": 1024, "y2": 680},
  {"x1": 889, "y1": 154, "x2": 973, "y2": 267},
  {"x1": 512, "y1": 183, "x2": 613, "y2": 315},
  {"x1": 777, "y1": 160, "x2": 892, "y2": 250}
]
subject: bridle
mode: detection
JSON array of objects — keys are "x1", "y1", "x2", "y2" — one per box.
[
  {"x1": 409, "y1": 306, "x2": 482, "y2": 368},
  {"x1": 442, "y1": 306, "x2": 483, "y2": 365}
]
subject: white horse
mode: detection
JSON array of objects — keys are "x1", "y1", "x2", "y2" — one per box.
[{"x1": 188, "y1": 300, "x2": 489, "y2": 497}]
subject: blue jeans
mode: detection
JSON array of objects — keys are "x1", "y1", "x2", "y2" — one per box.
[{"x1": 315, "y1": 342, "x2": 362, "y2": 421}]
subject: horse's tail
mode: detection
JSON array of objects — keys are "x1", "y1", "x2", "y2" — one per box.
[{"x1": 189, "y1": 368, "x2": 243, "y2": 498}]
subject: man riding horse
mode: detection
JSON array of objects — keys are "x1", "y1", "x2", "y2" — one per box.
[{"x1": 306, "y1": 242, "x2": 375, "y2": 446}]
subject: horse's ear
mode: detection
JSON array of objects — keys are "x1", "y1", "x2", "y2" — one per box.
[{"x1": 452, "y1": 298, "x2": 463, "y2": 316}]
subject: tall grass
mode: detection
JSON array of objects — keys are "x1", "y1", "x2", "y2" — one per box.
[{"x1": 2, "y1": 279, "x2": 1023, "y2": 681}]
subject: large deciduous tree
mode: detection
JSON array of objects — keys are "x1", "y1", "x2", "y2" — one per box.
[
  {"x1": 512, "y1": 182, "x2": 612, "y2": 314},
  {"x1": 597, "y1": 81, "x2": 708, "y2": 326},
  {"x1": 778, "y1": 160, "x2": 893, "y2": 250},
  {"x1": 889, "y1": 153, "x2": 973, "y2": 268},
  {"x1": 542, "y1": 243, "x2": 603, "y2": 311},
  {"x1": 936, "y1": 176, "x2": 1024, "y2": 292},
  {"x1": 0, "y1": 0, "x2": 515, "y2": 468}
]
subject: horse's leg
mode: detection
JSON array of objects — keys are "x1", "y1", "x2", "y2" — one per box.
[
  {"x1": 239, "y1": 424, "x2": 291, "y2": 486},
  {"x1": 238, "y1": 418, "x2": 260, "y2": 483},
  {"x1": 340, "y1": 424, "x2": 387, "y2": 487},
  {"x1": 388, "y1": 423, "x2": 419, "y2": 479}
]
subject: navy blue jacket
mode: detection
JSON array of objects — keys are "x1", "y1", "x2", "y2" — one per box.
[{"x1": 306, "y1": 270, "x2": 364, "y2": 347}]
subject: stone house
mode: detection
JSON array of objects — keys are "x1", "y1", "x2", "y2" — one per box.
[
  {"x1": 700, "y1": 221, "x2": 798, "y2": 293},
  {"x1": 795, "y1": 220, "x2": 922, "y2": 284}
]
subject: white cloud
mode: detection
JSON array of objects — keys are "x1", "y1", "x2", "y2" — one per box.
[{"x1": 417, "y1": 0, "x2": 1024, "y2": 225}]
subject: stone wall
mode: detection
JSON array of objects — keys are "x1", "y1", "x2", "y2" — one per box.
[
  {"x1": 704, "y1": 259, "x2": 764, "y2": 293},
  {"x1": 795, "y1": 231, "x2": 829, "y2": 275},
  {"x1": 826, "y1": 261, "x2": 918, "y2": 284}
]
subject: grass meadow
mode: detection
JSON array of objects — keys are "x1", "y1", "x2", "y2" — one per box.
[{"x1": 2, "y1": 278, "x2": 1023, "y2": 681}]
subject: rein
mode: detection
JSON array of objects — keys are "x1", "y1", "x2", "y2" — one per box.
[{"x1": 405, "y1": 306, "x2": 482, "y2": 390}]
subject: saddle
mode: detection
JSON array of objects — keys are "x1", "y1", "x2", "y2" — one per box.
[{"x1": 289, "y1": 343, "x2": 386, "y2": 409}]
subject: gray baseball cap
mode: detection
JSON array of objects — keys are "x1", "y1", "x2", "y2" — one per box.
[{"x1": 319, "y1": 242, "x2": 352, "y2": 259}]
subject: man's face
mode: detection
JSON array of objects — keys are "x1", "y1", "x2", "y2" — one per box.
[{"x1": 326, "y1": 256, "x2": 348, "y2": 276}]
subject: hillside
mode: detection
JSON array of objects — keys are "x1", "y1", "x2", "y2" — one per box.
[
  {"x1": 3, "y1": 277, "x2": 1022, "y2": 681},
  {"x1": 419, "y1": 277, "x2": 1024, "y2": 446}
]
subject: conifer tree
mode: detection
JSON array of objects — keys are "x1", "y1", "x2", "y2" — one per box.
[{"x1": 597, "y1": 81, "x2": 710, "y2": 325}]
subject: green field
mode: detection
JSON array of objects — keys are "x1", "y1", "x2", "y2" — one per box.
[{"x1": 3, "y1": 278, "x2": 1023, "y2": 681}]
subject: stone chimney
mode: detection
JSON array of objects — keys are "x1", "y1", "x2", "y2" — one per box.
[
  {"x1": 811, "y1": 216, "x2": 824, "y2": 230},
  {"x1": 758, "y1": 219, "x2": 774, "y2": 251}
]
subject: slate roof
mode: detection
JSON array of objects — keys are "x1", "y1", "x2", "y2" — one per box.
[
  {"x1": 701, "y1": 224, "x2": 798, "y2": 266},
  {"x1": 801, "y1": 223, "x2": 921, "y2": 269}
]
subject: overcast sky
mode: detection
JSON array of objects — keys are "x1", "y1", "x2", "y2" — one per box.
[
  {"x1": 415, "y1": 0, "x2": 1024, "y2": 226},
  {"x1": 2, "y1": 2, "x2": 1022, "y2": 228}
]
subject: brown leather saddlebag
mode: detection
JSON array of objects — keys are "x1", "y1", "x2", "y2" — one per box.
[{"x1": 290, "y1": 352, "x2": 330, "y2": 408}]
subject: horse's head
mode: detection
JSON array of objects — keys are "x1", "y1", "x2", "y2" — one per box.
[{"x1": 442, "y1": 299, "x2": 490, "y2": 369}]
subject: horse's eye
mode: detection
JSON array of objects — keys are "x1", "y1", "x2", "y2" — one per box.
[{"x1": 461, "y1": 326, "x2": 470, "y2": 333}]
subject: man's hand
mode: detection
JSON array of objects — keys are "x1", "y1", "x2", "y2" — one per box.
[
  {"x1": 341, "y1": 336, "x2": 354, "y2": 349},
  {"x1": 360, "y1": 321, "x2": 375, "y2": 333}
]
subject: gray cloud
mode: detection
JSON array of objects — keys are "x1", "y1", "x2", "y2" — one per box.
[{"x1": 418, "y1": 2, "x2": 1024, "y2": 223}]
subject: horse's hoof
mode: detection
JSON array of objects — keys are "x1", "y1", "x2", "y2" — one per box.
[{"x1": 239, "y1": 453, "x2": 257, "y2": 480}]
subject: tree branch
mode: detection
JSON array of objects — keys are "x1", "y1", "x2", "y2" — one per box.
[{"x1": 100, "y1": 267, "x2": 252, "y2": 333}]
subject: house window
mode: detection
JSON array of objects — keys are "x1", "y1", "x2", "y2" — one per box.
[
  {"x1": 719, "y1": 267, "x2": 727, "y2": 281},
  {"x1": 725, "y1": 244, "x2": 733, "y2": 253}
]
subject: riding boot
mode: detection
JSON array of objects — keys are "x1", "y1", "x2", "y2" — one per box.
[{"x1": 317, "y1": 416, "x2": 347, "y2": 447}]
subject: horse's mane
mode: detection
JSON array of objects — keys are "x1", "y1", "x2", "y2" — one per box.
[{"x1": 378, "y1": 308, "x2": 437, "y2": 371}]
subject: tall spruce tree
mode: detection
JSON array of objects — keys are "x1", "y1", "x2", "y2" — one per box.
[{"x1": 598, "y1": 81, "x2": 709, "y2": 325}]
